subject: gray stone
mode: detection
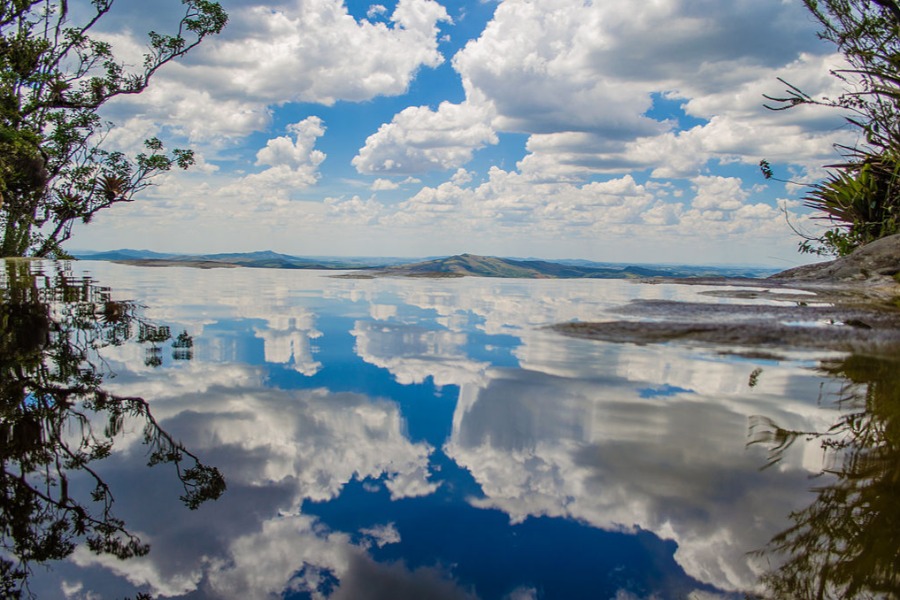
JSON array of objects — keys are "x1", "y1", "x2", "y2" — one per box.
[
  {"x1": 771, "y1": 233, "x2": 900, "y2": 282},
  {"x1": 552, "y1": 236, "x2": 900, "y2": 356}
]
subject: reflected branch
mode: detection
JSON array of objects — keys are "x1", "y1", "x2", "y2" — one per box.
[
  {"x1": 750, "y1": 354, "x2": 900, "y2": 599},
  {"x1": 0, "y1": 260, "x2": 225, "y2": 598},
  {"x1": 747, "y1": 415, "x2": 822, "y2": 470}
]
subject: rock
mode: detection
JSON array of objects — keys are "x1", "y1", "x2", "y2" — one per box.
[
  {"x1": 771, "y1": 233, "x2": 900, "y2": 282},
  {"x1": 553, "y1": 318, "x2": 900, "y2": 355},
  {"x1": 552, "y1": 236, "x2": 900, "y2": 357}
]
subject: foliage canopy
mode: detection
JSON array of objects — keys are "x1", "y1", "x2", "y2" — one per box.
[
  {"x1": 0, "y1": 0, "x2": 227, "y2": 257},
  {"x1": 764, "y1": 0, "x2": 900, "y2": 256}
]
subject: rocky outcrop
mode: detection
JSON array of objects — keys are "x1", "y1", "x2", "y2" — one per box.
[
  {"x1": 771, "y1": 233, "x2": 900, "y2": 283},
  {"x1": 553, "y1": 235, "x2": 900, "y2": 356}
]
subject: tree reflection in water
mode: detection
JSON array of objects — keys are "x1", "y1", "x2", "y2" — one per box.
[
  {"x1": 0, "y1": 261, "x2": 225, "y2": 598},
  {"x1": 750, "y1": 352, "x2": 900, "y2": 599}
]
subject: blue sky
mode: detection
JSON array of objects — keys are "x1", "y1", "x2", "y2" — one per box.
[{"x1": 70, "y1": 0, "x2": 855, "y2": 266}]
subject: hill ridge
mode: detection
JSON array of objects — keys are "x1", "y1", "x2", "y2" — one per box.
[{"x1": 73, "y1": 250, "x2": 777, "y2": 279}]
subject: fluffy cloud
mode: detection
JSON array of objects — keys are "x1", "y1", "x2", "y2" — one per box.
[
  {"x1": 325, "y1": 195, "x2": 386, "y2": 224},
  {"x1": 256, "y1": 118, "x2": 327, "y2": 169},
  {"x1": 93, "y1": 118, "x2": 328, "y2": 237},
  {"x1": 73, "y1": 0, "x2": 849, "y2": 265},
  {"x1": 363, "y1": 0, "x2": 846, "y2": 183},
  {"x1": 385, "y1": 169, "x2": 781, "y2": 239},
  {"x1": 213, "y1": 0, "x2": 448, "y2": 105},
  {"x1": 79, "y1": 165, "x2": 798, "y2": 265},
  {"x1": 453, "y1": 1, "x2": 662, "y2": 138},
  {"x1": 393, "y1": 169, "x2": 654, "y2": 231},
  {"x1": 620, "y1": 52, "x2": 851, "y2": 179},
  {"x1": 371, "y1": 176, "x2": 423, "y2": 191},
  {"x1": 691, "y1": 175, "x2": 749, "y2": 211},
  {"x1": 372, "y1": 178, "x2": 401, "y2": 191},
  {"x1": 367, "y1": 4, "x2": 389, "y2": 20},
  {"x1": 353, "y1": 98, "x2": 497, "y2": 175},
  {"x1": 454, "y1": 0, "x2": 824, "y2": 133},
  {"x1": 218, "y1": 116, "x2": 327, "y2": 202},
  {"x1": 328, "y1": 552, "x2": 477, "y2": 600},
  {"x1": 99, "y1": 0, "x2": 451, "y2": 143}
]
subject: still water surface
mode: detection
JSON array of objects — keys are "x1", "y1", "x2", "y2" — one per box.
[{"x1": 6, "y1": 260, "x2": 890, "y2": 599}]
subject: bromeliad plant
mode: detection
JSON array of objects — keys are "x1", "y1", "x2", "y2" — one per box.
[{"x1": 799, "y1": 155, "x2": 900, "y2": 256}]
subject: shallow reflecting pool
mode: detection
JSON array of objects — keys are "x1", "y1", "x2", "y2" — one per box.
[{"x1": 3, "y1": 260, "x2": 895, "y2": 599}]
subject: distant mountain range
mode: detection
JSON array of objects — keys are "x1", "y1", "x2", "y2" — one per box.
[
  {"x1": 73, "y1": 249, "x2": 406, "y2": 270},
  {"x1": 73, "y1": 249, "x2": 778, "y2": 279},
  {"x1": 366, "y1": 253, "x2": 673, "y2": 279},
  {"x1": 362, "y1": 253, "x2": 779, "y2": 279}
]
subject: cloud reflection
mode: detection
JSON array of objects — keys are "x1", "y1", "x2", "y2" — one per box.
[
  {"x1": 49, "y1": 355, "x2": 437, "y2": 598},
  {"x1": 58, "y1": 263, "x2": 843, "y2": 597},
  {"x1": 352, "y1": 320, "x2": 488, "y2": 387},
  {"x1": 255, "y1": 311, "x2": 323, "y2": 375},
  {"x1": 446, "y1": 345, "x2": 837, "y2": 593}
]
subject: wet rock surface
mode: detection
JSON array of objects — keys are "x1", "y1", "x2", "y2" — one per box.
[
  {"x1": 554, "y1": 311, "x2": 900, "y2": 355},
  {"x1": 553, "y1": 238, "x2": 900, "y2": 356}
]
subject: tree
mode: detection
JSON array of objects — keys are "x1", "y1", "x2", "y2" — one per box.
[
  {"x1": 764, "y1": 0, "x2": 900, "y2": 256},
  {"x1": 0, "y1": 0, "x2": 227, "y2": 258}
]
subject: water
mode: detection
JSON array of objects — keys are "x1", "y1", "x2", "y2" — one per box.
[{"x1": 3, "y1": 260, "x2": 895, "y2": 599}]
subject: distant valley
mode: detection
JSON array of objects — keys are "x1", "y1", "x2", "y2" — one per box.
[{"x1": 74, "y1": 249, "x2": 778, "y2": 279}]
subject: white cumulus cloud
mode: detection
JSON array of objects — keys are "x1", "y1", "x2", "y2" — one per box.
[
  {"x1": 99, "y1": 0, "x2": 452, "y2": 144},
  {"x1": 353, "y1": 97, "x2": 497, "y2": 175}
]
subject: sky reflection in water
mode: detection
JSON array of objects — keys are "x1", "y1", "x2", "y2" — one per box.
[{"x1": 23, "y1": 262, "x2": 846, "y2": 600}]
